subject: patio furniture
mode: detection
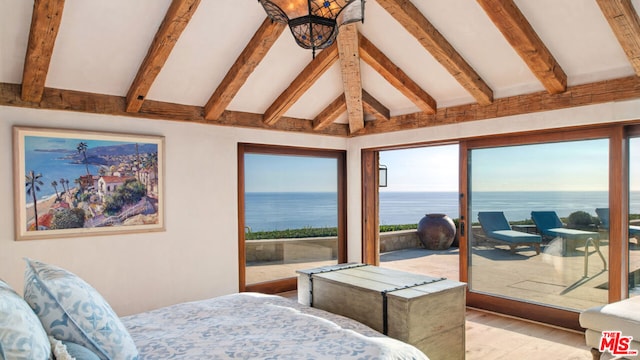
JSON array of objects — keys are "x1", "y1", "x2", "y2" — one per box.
[
  {"x1": 595, "y1": 207, "x2": 640, "y2": 238},
  {"x1": 530, "y1": 211, "x2": 606, "y2": 277},
  {"x1": 477, "y1": 211, "x2": 542, "y2": 255},
  {"x1": 579, "y1": 296, "x2": 640, "y2": 360}
]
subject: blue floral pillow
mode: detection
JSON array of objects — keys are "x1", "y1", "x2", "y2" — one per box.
[
  {"x1": 50, "y1": 336, "x2": 101, "y2": 360},
  {"x1": 63, "y1": 341, "x2": 101, "y2": 360},
  {"x1": 0, "y1": 279, "x2": 51, "y2": 360},
  {"x1": 23, "y1": 259, "x2": 138, "y2": 360}
]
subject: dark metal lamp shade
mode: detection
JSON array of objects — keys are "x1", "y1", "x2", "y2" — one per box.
[
  {"x1": 258, "y1": 0, "x2": 364, "y2": 55},
  {"x1": 379, "y1": 164, "x2": 387, "y2": 187}
]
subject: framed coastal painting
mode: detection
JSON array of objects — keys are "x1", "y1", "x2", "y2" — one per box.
[{"x1": 13, "y1": 126, "x2": 165, "y2": 240}]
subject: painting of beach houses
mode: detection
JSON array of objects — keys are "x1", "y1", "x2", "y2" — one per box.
[{"x1": 13, "y1": 126, "x2": 164, "y2": 240}]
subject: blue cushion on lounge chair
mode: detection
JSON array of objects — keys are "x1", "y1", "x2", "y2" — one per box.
[
  {"x1": 477, "y1": 211, "x2": 511, "y2": 233},
  {"x1": 478, "y1": 211, "x2": 541, "y2": 254},
  {"x1": 531, "y1": 211, "x2": 600, "y2": 257},
  {"x1": 529, "y1": 211, "x2": 563, "y2": 231},
  {"x1": 596, "y1": 207, "x2": 610, "y2": 228},
  {"x1": 489, "y1": 230, "x2": 541, "y2": 243},
  {"x1": 530, "y1": 211, "x2": 599, "y2": 240},
  {"x1": 595, "y1": 207, "x2": 640, "y2": 236},
  {"x1": 542, "y1": 227, "x2": 599, "y2": 240}
]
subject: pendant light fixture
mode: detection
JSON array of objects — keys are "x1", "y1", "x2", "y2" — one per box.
[{"x1": 258, "y1": 0, "x2": 365, "y2": 57}]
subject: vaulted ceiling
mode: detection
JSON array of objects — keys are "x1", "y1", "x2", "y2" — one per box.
[{"x1": 2, "y1": 0, "x2": 640, "y2": 137}]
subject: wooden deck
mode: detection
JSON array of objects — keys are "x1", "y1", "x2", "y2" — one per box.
[{"x1": 381, "y1": 241, "x2": 640, "y2": 310}]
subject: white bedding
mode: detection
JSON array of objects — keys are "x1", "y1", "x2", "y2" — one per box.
[{"x1": 122, "y1": 292, "x2": 428, "y2": 359}]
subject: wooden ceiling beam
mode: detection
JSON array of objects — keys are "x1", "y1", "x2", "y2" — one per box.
[
  {"x1": 21, "y1": 0, "x2": 65, "y2": 103},
  {"x1": 125, "y1": 0, "x2": 200, "y2": 113},
  {"x1": 2, "y1": 76, "x2": 640, "y2": 136},
  {"x1": 204, "y1": 18, "x2": 286, "y2": 121},
  {"x1": 360, "y1": 76, "x2": 640, "y2": 135},
  {"x1": 596, "y1": 0, "x2": 640, "y2": 75},
  {"x1": 477, "y1": 0, "x2": 567, "y2": 94},
  {"x1": 362, "y1": 90, "x2": 390, "y2": 121},
  {"x1": 376, "y1": 0, "x2": 493, "y2": 105},
  {"x1": 0, "y1": 82, "x2": 349, "y2": 136},
  {"x1": 359, "y1": 34, "x2": 436, "y2": 114},
  {"x1": 337, "y1": 23, "x2": 364, "y2": 133},
  {"x1": 263, "y1": 44, "x2": 339, "y2": 126},
  {"x1": 313, "y1": 94, "x2": 347, "y2": 131}
]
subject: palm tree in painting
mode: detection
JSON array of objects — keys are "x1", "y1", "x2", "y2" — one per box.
[
  {"x1": 77, "y1": 141, "x2": 90, "y2": 175},
  {"x1": 51, "y1": 180, "x2": 60, "y2": 200},
  {"x1": 60, "y1": 178, "x2": 68, "y2": 194},
  {"x1": 135, "y1": 143, "x2": 141, "y2": 181},
  {"x1": 26, "y1": 170, "x2": 43, "y2": 230},
  {"x1": 143, "y1": 152, "x2": 158, "y2": 172},
  {"x1": 73, "y1": 178, "x2": 83, "y2": 197}
]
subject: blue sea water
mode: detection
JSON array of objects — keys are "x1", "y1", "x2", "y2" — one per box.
[
  {"x1": 245, "y1": 192, "x2": 338, "y2": 232},
  {"x1": 245, "y1": 191, "x2": 640, "y2": 231},
  {"x1": 24, "y1": 150, "x2": 100, "y2": 199}
]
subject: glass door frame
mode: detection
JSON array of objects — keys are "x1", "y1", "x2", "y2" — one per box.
[
  {"x1": 461, "y1": 125, "x2": 627, "y2": 330},
  {"x1": 237, "y1": 143, "x2": 347, "y2": 294}
]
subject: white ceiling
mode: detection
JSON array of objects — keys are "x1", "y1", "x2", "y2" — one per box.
[{"x1": 1, "y1": 0, "x2": 638, "y2": 126}]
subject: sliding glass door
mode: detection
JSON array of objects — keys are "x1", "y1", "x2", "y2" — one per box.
[
  {"x1": 467, "y1": 139, "x2": 609, "y2": 311},
  {"x1": 457, "y1": 127, "x2": 632, "y2": 329},
  {"x1": 359, "y1": 124, "x2": 638, "y2": 329}
]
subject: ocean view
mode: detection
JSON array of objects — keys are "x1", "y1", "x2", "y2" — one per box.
[
  {"x1": 245, "y1": 191, "x2": 640, "y2": 232},
  {"x1": 245, "y1": 192, "x2": 339, "y2": 232},
  {"x1": 25, "y1": 149, "x2": 101, "y2": 200}
]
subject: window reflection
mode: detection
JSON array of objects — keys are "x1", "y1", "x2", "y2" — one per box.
[{"x1": 469, "y1": 139, "x2": 609, "y2": 310}]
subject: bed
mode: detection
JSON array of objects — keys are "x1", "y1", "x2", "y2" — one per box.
[
  {"x1": 1, "y1": 259, "x2": 428, "y2": 360},
  {"x1": 123, "y1": 292, "x2": 428, "y2": 359}
]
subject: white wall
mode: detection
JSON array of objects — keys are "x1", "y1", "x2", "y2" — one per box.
[
  {"x1": 0, "y1": 106, "x2": 346, "y2": 316},
  {"x1": 2, "y1": 99, "x2": 640, "y2": 316}
]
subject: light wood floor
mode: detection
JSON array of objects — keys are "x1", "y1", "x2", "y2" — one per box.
[{"x1": 464, "y1": 308, "x2": 591, "y2": 359}]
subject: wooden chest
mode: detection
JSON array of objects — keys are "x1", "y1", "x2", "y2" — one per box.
[{"x1": 297, "y1": 264, "x2": 466, "y2": 360}]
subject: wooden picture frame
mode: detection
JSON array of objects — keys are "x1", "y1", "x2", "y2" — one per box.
[{"x1": 13, "y1": 126, "x2": 165, "y2": 240}]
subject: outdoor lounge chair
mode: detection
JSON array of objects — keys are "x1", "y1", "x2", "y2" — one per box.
[
  {"x1": 477, "y1": 211, "x2": 541, "y2": 255},
  {"x1": 595, "y1": 207, "x2": 640, "y2": 239},
  {"x1": 530, "y1": 211, "x2": 606, "y2": 276},
  {"x1": 530, "y1": 211, "x2": 603, "y2": 254}
]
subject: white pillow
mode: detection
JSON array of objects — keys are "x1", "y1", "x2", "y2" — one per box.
[
  {"x1": 23, "y1": 258, "x2": 138, "y2": 360},
  {"x1": 0, "y1": 279, "x2": 51, "y2": 360}
]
